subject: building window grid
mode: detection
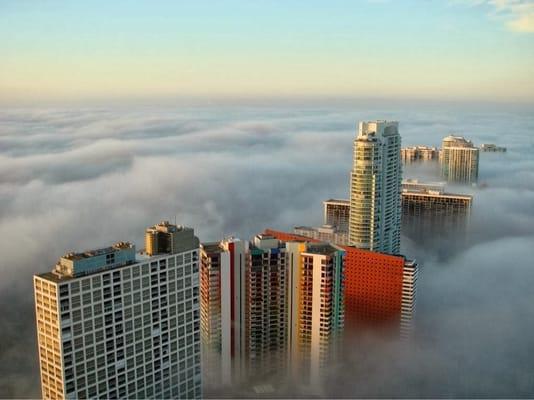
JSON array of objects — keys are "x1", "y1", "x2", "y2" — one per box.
[{"x1": 48, "y1": 250, "x2": 200, "y2": 399}]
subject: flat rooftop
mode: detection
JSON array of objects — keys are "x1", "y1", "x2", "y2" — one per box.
[
  {"x1": 303, "y1": 243, "x2": 342, "y2": 256},
  {"x1": 324, "y1": 199, "x2": 350, "y2": 205}
]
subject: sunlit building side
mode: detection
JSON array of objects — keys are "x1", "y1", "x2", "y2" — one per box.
[
  {"x1": 440, "y1": 135, "x2": 479, "y2": 184},
  {"x1": 34, "y1": 222, "x2": 201, "y2": 400},
  {"x1": 349, "y1": 120, "x2": 402, "y2": 254}
]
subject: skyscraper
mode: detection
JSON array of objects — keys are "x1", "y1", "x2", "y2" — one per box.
[
  {"x1": 199, "y1": 235, "x2": 288, "y2": 383},
  {"x1": 286, "y1": 242, "x2": 344, "y2": 383},
  {"x1": 199, "y1": 238, "x2": 247, "y2": 386},
  {"x1": 440, "y1": 135, "x2": 479, "y2": 184},
  {"x1": 349, "y1": 120, "x2": 402, "y2": 254},
  {"x1": 200, "y1": 234, "x2": 345, "y2": 386},
  {"x1": 246, "y1": 234, "x2": 288, "y2": 376},
  {"x1": 34, "y1": 223, "x2": 201, "y2": 400}
]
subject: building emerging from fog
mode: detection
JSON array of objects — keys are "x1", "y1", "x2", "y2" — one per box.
[
  {"x1": 440, "y1": 135, "x2": 479, "y2": 184},
  {"x1": 401, "y1": 146, "x2": 439, "y2": 163},
  {"x1": 349, "y1": 120, "x2": 402, "y2": 254},
  {"x1": 401, "y1": 180, "x2": 472, "y2": 251},
  {"x1": 265, "y1": 230, "x2": 417, "y2": 339},
  {"x1": 200, "y1": 235, "x2": 288, "y2": 384},
  {"x1": 246, "y1": 235, "x2": 289, "y2": 375},
  {"x1": 480, "y1": 143, "x2": 506, "y2": 152},
  {"x1": 200, "y1": 234, "x2": 345, "y2": 386},
  {"x1": 200, "y1": 238, "x2": 247, "y2": 386},
  {"x1": 34, "y1": 222, "x2": 201, "y2": 400},
  {"x1": 286, "y1": 242, "x2": 345, "y2": 383}
]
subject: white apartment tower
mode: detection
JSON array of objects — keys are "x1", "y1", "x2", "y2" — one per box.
[
  {"x1": 34, "y1": 222, "x2": 201, "y2": 400},
  {"x1": 440, "y1": 135, "x2": 479, "y2": 184},
  {"x1": 349, "y1": 120, "x2": 402, "y2": 254}
]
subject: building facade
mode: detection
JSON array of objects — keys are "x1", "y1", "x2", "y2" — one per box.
[
  {"x1": 245, "y1": 235, "x2": 288, "y2": 376},
  {"x1": 34, "y1": 224, "x2": 201, "y2": 400},
  {"x1": 200, "y1": 234, "x2": 345, "y2": 386},
  {"x1": 286, "y1": 242, "x2": 344, "y2": 383},
  {"x1": 401, "y1": 146, "x2": 439, "y2": 163},
  {"x1": 349, "y1": 120, "x2": 402, "y2": 254},
  {"x1": 200, "y1": 235, "x2": 288, "y2": 384},
  {"x1": 440, "y1": 135, "x2": 479, "y2": 184},
  {"x1": 265, "y1": 230, "x2": 417, "y2": 338},
  {"x1": 401, "y1": 181, "x2": 472, "y2": 252}
]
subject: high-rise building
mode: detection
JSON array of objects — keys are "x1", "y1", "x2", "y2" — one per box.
[
  {"x1": 401, "y1": 180, "x2": 472, "y2": 252},
  {"x1": 265, "y1": 230, "x2": 417, "y2": 338},
  {"x1": 199, "y1": 238, "x2": 247, "y2": 386},
  {"x1": 401, "y1": 146, "x2": 439, "y2": 163},
  {"x1": 200, "y1": 234, "x2": 345, "y2": 386},
  {"x1": 34, "y1": 223, "x2": 201, "y2": 400},
  {"x1": 145, "y1": 221, "x2": 199, "y2": 256},
  {"x1": 440, "y1": 135, "x2": 479, "y2": 184},
  {"x1": 246, "y1": 234, "x2": 288, "y2": 375},
  {"x1": 323, "y1": 199, "x2": 350, "y2": 232},
  {"x1": 199, "y1": 235, "x2": 288, "y2": 383},
  {"x1": 286, "y1": 242, "x2": 344, "y2": 383},
  {"x1": 349, "y1": 120, "x2": 402, "y2": 254}
]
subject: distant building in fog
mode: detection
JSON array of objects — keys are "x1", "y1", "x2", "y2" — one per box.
[
  {"x1": 480, "y1": 143, "x2": 506, "y2": 152},
  {"x1": 401, "y1": 180, "x2": 472, "y2": 249},
  {"x1": 401, "y1": 146, "x2": 439, "y2": 163},
  {"x1": 440, "y1": 135, "x2": 479, "y2": 184}
]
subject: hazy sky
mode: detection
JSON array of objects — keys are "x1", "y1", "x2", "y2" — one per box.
[{"x1": 1, "y1": 0, "x2": 534, "y2": 103}]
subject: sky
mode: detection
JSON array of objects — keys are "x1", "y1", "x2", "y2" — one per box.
[
  {"x1": 1, "y1": 0, "x2": 534, "y2": 103},
  {"x1": 1, "y1": 103, "x2": 533, "y2": 397}
]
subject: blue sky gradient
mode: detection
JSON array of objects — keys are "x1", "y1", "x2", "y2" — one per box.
[{"x1": 1, "y1": 0, "x2": 533, "y2": 103}]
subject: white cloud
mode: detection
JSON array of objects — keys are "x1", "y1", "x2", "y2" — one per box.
[{"x1": 459, "y1": 0, "x2": 534, "y2": 32}]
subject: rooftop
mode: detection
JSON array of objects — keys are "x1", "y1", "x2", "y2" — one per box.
[
  {"x1": 201, "y1": 242, "x2": 224, "y2": 253},
  {"x1": 61, "y1": 241, "x2": 133, "y2": 261},
  {"x1": 324, "y1": 199, "x2": 350, "y2": 205},
  {"x1": 303, "y1": 243, "x2": 343, "y2": 256}
]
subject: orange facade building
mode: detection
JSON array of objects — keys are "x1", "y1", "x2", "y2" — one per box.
[{"x1": 264, "y1": 229, "x2": 416, "y2": 336}]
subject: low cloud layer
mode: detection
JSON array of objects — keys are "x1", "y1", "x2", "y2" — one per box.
[{"x1": 0, "y1": 103, "x2": 533, "y2": 397}]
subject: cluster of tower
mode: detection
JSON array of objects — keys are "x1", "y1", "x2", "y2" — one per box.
[
  {"x1": 199, "y1": 235, "x2": 344, "y2": 387},
  {"x1": 401, "y1": 135, "x2": 481, "y2": 185},
  {"x1": 33, "y1": 119, "x2": 421, "y2": 399}
]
